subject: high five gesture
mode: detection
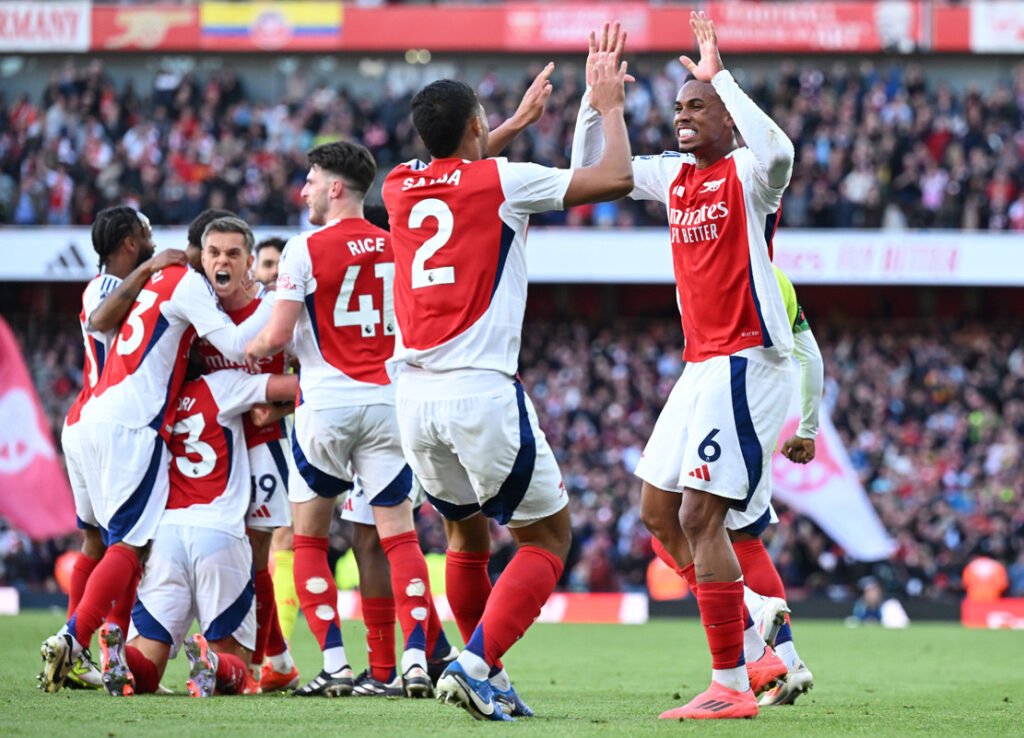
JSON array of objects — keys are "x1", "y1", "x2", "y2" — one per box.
[{"x1": 679, "y1": 11, "x2": 724, "y2": 83}]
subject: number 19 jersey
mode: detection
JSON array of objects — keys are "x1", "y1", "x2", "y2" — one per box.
[
  {"x1": 65, "y1": 274, "x2": 122, "y2": 427},
  {"x1": 276, "y1": 217, "x2": 395, "y2": 409},
  {"x1": 382, "y1": 157, "x2": 571, "y2": 376}
]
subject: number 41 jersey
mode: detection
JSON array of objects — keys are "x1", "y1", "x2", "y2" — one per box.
[
  {"x1": 276, "y1": 217, "x2": 395, "y2": 409},
  {"x1": 383, "y1": 157, "x2": 571, "y2": 376}
]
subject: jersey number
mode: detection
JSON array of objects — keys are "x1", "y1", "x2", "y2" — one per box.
[
  {"x1": 171, "y1": 414, "x2": 217, "y2": 478},
  {"x1": 116, "y1": 289, "x2": 159, "y2": 356},
  {"x1": 333, "y1": 263, "x2": 395, "y2": 338},
  {"x1": 409, "y1": 198, "x2": 454, "y2": 289}
]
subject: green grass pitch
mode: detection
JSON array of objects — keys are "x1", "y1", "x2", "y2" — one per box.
[{"x1": 2, "y1": 611, "x2": 1022, "y2": 736}]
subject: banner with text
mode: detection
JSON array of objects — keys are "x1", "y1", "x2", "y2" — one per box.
[
  {"x1": 2, "y1": 227, "x2": 1024, "y2": 286},
  {"x1": 0, "y1": 1, "x2": 90, "y2": 52}
]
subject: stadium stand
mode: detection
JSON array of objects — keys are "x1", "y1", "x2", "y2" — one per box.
[{"x1": 2, "y1": 58, "x2": 1022, "y2": 230}]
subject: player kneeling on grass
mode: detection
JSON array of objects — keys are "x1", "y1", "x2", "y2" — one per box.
[{"x1": 97, "y1": 364, "x2": 298, "y2": 697}]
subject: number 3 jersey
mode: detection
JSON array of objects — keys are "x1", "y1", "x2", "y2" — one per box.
[
  {"x1": 80, "y1": 265, "x2": 243, "y2": 438},
  {"x1": 276, "y1": 217, "x2": 395, "y2": 409},
  {"x1": 163, "y1": 369, "x2": 271, "y2": 537},
  {"x1": 382, "y1": 157, "x2": 572, "y2": 376}
]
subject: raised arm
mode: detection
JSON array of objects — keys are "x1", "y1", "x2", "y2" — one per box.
[
  {"x1": 487, "y1": 63, "x2": 555, "y2": 158},
  {"x1": 563, "y1": 51, "x2": 634, "y2": 207},
  {"x1": 681, "y1": 11, "x2": 794, "y2": 189},
  {"x1": 570, "y1": 22, "x2": 627, "y2": 170},
  {"x1": 87, "y1": 249, "x2": 188, "y2": 333},
  {"x1": 202, "y1": 292, "x2": 275, "y2": 363}
]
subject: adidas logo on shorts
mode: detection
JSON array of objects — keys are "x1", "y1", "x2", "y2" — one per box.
[{"x1": 687, "y1": 464, "x2": 711, "y2": 482}]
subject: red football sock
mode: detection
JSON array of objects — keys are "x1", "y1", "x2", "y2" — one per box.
[
  {"x1": 68, "y1": 553, "x2": 100, "y2": 617},
  {"x1": 252, "y1": 568, "x2": 276, "y2": 666},
  {"x1": 465, "y1": 546, "x2": 562, "y2": 666},
  {"x1": 694, "y1": 580, "x2": 746, "y2": 670},
  {"x1": 108, "y1": 564, "x2": 141, "y2": 636},
  {"x1": 67, "y1": 545, "x2": 138, "y2": 650},
  {"x1": 125, "y1": 646, "x2": 159, "y2": 695},
  {"x1": 445, "y1": 550, "x2": 491, "y2": 645},
  {"x1": 265, "y1": 600, "x2": 287, "y2": 659},
  {"x1": 293, "y1": 535, "x2": 343, "y2": 654},
  {"x1": 214, "y1": 651, "x2": 248, "y2": 694},
  {"x1": 380, "y1": 531, "x2": 433, "y2": 657},
  {"x1": 680, "y1": 563, "x2": 698, "y2": 593},
  {"x1": 446, "y1": 549, "x2": 502, "y2": 670},
  {"x1": 362, "y1": 596, "x2": 396, "y2": 682},
  {"x1": 732, "y1": 539, "x2": 787, "y2": 600}
]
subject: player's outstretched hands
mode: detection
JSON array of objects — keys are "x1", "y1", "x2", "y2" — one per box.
[
  {"x1": 147, "y1": 248, "x2": 188, "y2": 274},
  {"x1": 588, "y1": 52, "x2": 630, "y2": 117},
  {"x1": 509, "y1": 62, "x2": 555, "y2": 130},
  {"x1": 679, "y1": 11, "x2": 724, "y2": 83},
  {"x1": 781, "y1": 436, "x2": 816, "y2": 464},
  {"x1": 586, "y1": 21, "x2": 628, "y2": 88}
]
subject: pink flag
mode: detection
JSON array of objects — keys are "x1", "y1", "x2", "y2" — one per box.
[
  {"x1": 0, "y1": 314, "x2": 77, "y2": 540},
  {"x1": 773, "y1": 399, "x2": 895, "y2": 562}
]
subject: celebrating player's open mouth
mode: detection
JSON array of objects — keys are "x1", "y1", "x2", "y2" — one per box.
[{"x1": 201, "y1": 228, "x2": 254, "y2": 306}]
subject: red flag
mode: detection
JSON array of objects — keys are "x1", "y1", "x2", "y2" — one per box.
[{"x1": 0, "y1": 314, "x2": 77, "y2": 540}]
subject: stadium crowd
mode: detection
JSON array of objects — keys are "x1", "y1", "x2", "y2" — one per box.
[
  {"x1": 2, "y1": 57, "x2": 1023, "y2": 231},
  {"x1": 4, "y1": 313, "x2": 1023, "y2": 602}
]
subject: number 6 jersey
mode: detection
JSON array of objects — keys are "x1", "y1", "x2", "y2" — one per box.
[
  {"x1": 382, "y1": 157, "x2": 571, "y2": 376},
  {"x1": 276, "y1": 217, "x2": 396, "y2": 409}
]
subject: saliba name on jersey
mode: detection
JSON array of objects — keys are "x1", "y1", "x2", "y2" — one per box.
[{"x1": 401, "y1": 168, "x2": 462, "y2": 191}]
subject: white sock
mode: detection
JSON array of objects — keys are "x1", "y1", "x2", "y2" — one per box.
[
  {"x1": 489, "y1": 668, "x2": 511, "y2": 691},
  {"x1": 712, "y1": 666, "x2": 750, "y2": 693},
  {"x1": 742, "y1": 620, "x2": 768, "y2": 664},
  {"x1": 775, "y1": 641, "x2": 800, "y2": 670},
  {"x1": 323, "y1": 645, "x2": 347, "y2": 674},
  {"x1": 743, "y1": 586, "x2": 766, "y2": 623},
  {"x1": 457, "y1": 650, "x2": 490, "y2": 681},
  {"x1": 401, "y1": 647, "x2": 426, "y2": 674},
  {"x1": 269, "y1": 649, "x2": 294, "y2": 673}
]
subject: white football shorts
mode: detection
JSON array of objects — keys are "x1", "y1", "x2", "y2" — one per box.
[
  {"x1": 128, "y1": 523, "x2": 255, "y2": 658},
  {"x1": 395, "y1": 369, "x2": 568, "y2": 528},
  {"x1": 634, "y1": 351, "x2": 794, "y2": 534},
  {"x1": 288, "y1": 402, "x2": 411, "y2": 505},
  {"x1": 74, "y1": 421, "x2": 170, "y2": 547},
  {"x1": 61, "y1": 421, "x2": 97, "y2": 531},
  {"x1": 340, "y1": 474, "x2": 427, "y2": 526},
  {"x1": 246, "y1": 438, "x2": 292, "y2": 531}
]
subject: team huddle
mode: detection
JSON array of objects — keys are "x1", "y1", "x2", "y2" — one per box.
[{"x1": 39, "y1": 15, "x2": 824, "y2": 720}]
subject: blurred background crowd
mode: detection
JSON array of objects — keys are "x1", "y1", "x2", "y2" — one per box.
[
  {"x1": 2, "y1": 57, "x2": 1023, "y2": 231},
  {"x1": 5, "y1": 309, "x2": 1023, "y2": 603}
]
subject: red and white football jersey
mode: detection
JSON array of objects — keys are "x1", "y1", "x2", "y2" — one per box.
[
  {"x1": 276, "y1": 217, "x2": 396, "y2": 409},
  {"x1": 382, "y1": 157, "x2": 572, "y2": 375},
  {"x1": 162, "y1": 370, "x2": 270, "y2": 537},
  {"x1": 81, "y1": 265, "x2": 240, "y2": 439},
  {"x1": 195, "y1": 288, "x2": 288, "y2": 449},
  {"x1": 65, "y1": 274, "x2": 123, "y2": 427},
  {"x1": 630, "y1": 148, "x2": 793, "y2": 363}
]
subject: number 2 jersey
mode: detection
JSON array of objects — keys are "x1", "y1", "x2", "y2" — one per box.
[
  {"x1": 162, "y1": 370, "x2": 270, "y2": 537},
  {"x1": 382, "y1": 157, "x2": 572, "y2": 375},
  {"x1": 81, "y1": 264, "x2": 262, "y2": 439},
  {"x1": 276, "y1": 217, "x2": 395, "y2": 409},
  {"x1": 65, "y1": 273, "x2": 123, "y2": 427}
]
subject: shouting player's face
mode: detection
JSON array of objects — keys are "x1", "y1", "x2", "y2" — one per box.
[
  {"x1": 202, "y1": 231, "x2": 253, "y2": 304},
  {"x1": 674, "y1": 80, "x2": 733, "y2": 156},
  {"x1": 302, "y1": 165, "x2": 335, "y2": 226}
]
